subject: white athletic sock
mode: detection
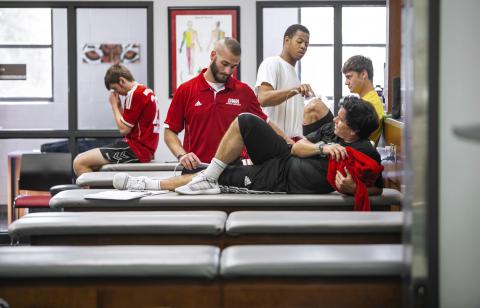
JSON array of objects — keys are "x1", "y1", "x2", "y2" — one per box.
[
  {"x1": 144, "y1": 178, "x2": 162, "y2": 190},
  {"x1": 202, "y1": 158, "x2": 227, "y2": 180}
]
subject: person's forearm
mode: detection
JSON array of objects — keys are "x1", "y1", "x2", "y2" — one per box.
[
  {"x1": 258, "y1": 88, "x2": 298, "y2": 107},
  {"x1": 164, "y1": 129, "x2": 187, "y2": 159},
  {"x1": 291, "y1": 139, "x2": 320, "y2": 158},
  {"x1": 111, "y1": 104, "x2": 130, "y2": 135}
]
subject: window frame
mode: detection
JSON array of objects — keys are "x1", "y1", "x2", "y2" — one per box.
[
  {"x1": 0, "y1": 1, "x2": 154, "y2": 153},
  {"x1": 0, "y1": 8, "x2": 54, "y2": 102},
  {"x1": 257, "y1": 1, "x2": 386, "y2": 114}
]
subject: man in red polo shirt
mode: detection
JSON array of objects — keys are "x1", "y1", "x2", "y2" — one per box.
[{"x1": 164, "y1": 38, "x2": 290, "y2": 171}]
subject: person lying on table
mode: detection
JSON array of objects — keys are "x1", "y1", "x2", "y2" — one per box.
[{"x1": 114, "y1": 96, "x2": 383, "y2": 205}]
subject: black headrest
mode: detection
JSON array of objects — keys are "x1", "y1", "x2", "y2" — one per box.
[{"x1": 19, "y1": 153, "x2": 73, "y2": 190}]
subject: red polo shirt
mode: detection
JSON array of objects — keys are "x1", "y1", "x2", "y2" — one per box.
[{"x1": 164, "y1": 69, "x2": 268, "y2": 163}]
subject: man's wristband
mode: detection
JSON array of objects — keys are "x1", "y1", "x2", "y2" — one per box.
[
  {"x1": 316, "y1": 141, "x2": 327, "y2": 157},
  {"x1": 176, "y1": 153, "x2": 186, "y2": 160}
]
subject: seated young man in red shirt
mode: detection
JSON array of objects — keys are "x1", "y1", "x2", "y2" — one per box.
[
  {"x1": 73, "y1": 64, "x2": 159, "y2": 176},
  {"x1": 113, "y1": 96, "x2": 383, "y2": 198}
]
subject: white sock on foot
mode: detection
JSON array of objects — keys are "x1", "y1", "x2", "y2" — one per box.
[
  {"x1": 145, "y1": 178, "x2": 162, "y2": 190},
  {"x1": 113, "y1": 173, "x2": 163, "y2": 191},
  {"x1": 202, "y1": 158, "x2": 227, "y2": 180}
]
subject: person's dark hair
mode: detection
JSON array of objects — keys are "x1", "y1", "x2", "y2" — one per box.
[
  {"x1": 284, "y1": 24, "x2": 310, "y2": 40},
  {"x1": 104, "y1": 64, "x2": 134, "y2": 90},
  {"x1": 342, "y1": 55, "x2": 374, "y2": 81},
  {"x1": 339, "y1": 96, "x2": 379, "y2": 139},
  {"x1": 223, "y1": 37, "x2": 241, "y2": 56}
]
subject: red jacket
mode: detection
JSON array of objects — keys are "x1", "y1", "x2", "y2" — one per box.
[{"x1": 326, "y1": 147, "x2": 384, "y2": 211}]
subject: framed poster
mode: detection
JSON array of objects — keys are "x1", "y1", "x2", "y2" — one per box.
[{"x1": 168, "y1": 7, "x2": 240, "y2": 97}]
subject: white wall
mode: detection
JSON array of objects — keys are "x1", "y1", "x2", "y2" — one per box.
[{"x1": 439, "y1": 0, "x2": 480, "y2": 306}]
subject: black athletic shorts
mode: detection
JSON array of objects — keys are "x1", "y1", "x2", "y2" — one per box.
[
  {"x1": 181, "y1": 158, "x2": 242, "y2": 175},
  {"x1": 303, "y1": 110, "x2": 334, "y2": 136},
  {"x1": 99, "y1": 140, "x2": 139, "y2": 164},
  {"x1": 218, "y1": 113, "x2": 291, "y2": 193}
]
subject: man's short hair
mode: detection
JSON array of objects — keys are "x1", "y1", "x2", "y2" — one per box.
[
  {"x1": 221, "y1": 37, "x2": 241, "y2": 56},
  {"x1": 284, "y1": 24, "x2": 310, "y2": 40},
  {"x1": 340, "y1": 96, "x2": 379, "y2": 139},
  {"x1": 342, "y1": 55, "x2": 374, "y2": 81},
  {"x1": 104, "y1": 64, "x2": 134, "y2": 90}
]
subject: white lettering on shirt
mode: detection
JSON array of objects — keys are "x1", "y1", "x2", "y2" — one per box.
[{"x1": 226, "y1": 98, "x2": 241, "y2": 106}]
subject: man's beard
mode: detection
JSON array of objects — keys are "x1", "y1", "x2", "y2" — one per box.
[{"x1": 210, "y1": 60, "x2": 230, "y2": 83}]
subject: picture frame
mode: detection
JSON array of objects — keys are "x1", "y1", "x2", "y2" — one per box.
[{"x1": 168, "y1": 6, "x2": 240, "y2": 97}]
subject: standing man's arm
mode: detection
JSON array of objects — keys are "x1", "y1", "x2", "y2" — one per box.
[
  {"x1": 164, "y1": 128, "x2": 185, "y2": 158},
  {"x1": 164, "y1": 128, "x2": 201, "y2": 169},
  {"x1": 257, "y1": 82, "x2": 314, "y2": 107},
  {"x1": 109, "y1": 91, "x2": 132, "y2": 135},
  {"x1": 164, "y1": 86, "x2": 202, "y2": 170},
  {"x1": 242, "y1": 84, "x2": 294, "y2": 144}
]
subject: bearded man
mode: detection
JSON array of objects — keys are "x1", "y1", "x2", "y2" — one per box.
[{"x1": 164, "y1": 38, "x2": 288, "y2": 172}]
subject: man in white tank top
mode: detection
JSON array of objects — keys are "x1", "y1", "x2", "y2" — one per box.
[{"x1": 255, "y1": 24, "x2": 314, "y2": 141}]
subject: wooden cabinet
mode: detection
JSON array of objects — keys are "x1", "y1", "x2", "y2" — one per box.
[
  {"x1": 7, "y1": 153, "x2": 21, "y2": 225},
  {"x1": 383, "y1": 118, "x2": 404, "y2": 190}
]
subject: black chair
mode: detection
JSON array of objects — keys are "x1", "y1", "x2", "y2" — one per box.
[{"x1": 12, "y1": 153, "x2": 77, "y2": 221}]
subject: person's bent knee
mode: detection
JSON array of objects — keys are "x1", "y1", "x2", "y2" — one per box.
[
  {"x1": 72, "y1": 152, "x2": 94, "y2": 176},
  {"x1": 303, "y1": 100, "x2": 334, "y2": 135},
  {"x1": 304, "y1": 99, "x2": 329, "y2": 124},
  {"x1": 238, "y1": 112, "x2": 263, "y2": 122},
  {"x1": 72, "y1": 156, "x2": 84, "y2": 176},
  {"x1": 73, "y1": 148, "x2": 108, "y2": 176},
  {"x1": 237, "y1": 113, "x2": 270, "y2": 143},
  {"x1": 304, "y1": 99, "x2": 320, "y2": 116},
  {"x1": 238, "y1": 113, "x2": 263, "y2": 131}
]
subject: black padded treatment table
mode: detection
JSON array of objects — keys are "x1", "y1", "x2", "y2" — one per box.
[
  {"x1": 50, "y1": 188, "x2": 403, "y2": 212},
  {"x1": 9, "y1": 211, "x2": 227, "y2": 246},
  {"x1": 9, "y1": 211, "x2": 403, "y2": 246},
  {"x1": 0, "y1": 244, "x2": 403, "y2": 308}
]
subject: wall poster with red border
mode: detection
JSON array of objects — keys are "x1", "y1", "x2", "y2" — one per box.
[{"x1": 168, "y1": 7, "x2": 240, "y2": 97}]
